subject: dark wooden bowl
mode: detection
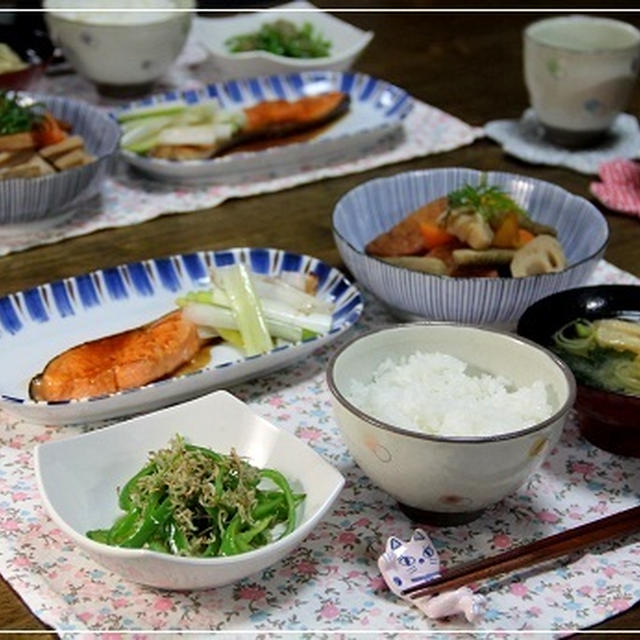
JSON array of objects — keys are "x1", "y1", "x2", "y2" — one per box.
[{"x1": 517, "y1": 285, "x2": 640, "y2": 457}]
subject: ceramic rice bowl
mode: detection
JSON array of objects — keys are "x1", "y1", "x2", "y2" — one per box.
[{"x1": 327, "y1": 323, "x2": 575, "y2": 525}]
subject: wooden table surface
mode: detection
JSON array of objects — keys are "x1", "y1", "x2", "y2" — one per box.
[{"x1": 1, "y1": 7, "x2": 640, "y2": 636}]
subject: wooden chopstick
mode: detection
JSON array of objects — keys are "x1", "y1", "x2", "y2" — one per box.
[{"x1": 403, "y1": 505, "x2": 640, "y2": 600}]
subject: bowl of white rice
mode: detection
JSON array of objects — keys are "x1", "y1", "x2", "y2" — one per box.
[
  {"x1": 327, "y1": 323, "x2": 575, "y2": 525},
  {"x1": 44, "y1": 0, "x2": 194, "y2": 97}
]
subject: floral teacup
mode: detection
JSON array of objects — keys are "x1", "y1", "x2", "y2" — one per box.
[{"x1": 524, "y1": 15, "x2": 640, "y2": 147}]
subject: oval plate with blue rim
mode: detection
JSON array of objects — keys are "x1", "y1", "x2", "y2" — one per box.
[
  {"x1": 116, "y1": 70, "x2": 413, "y2": 184},
  {"x1": 0, "y1": 248, "x2": 363, "y2": 425}
]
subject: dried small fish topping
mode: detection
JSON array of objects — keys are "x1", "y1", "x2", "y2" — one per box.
[{"x1": 86, "y1": 435, "x2": 304, "y2": 557}]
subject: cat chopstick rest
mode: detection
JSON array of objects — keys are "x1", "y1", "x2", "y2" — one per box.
[{"x1": 378, "y1": 529, "x2": 485, "y2": 623}]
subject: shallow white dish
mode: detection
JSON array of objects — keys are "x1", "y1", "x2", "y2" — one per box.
[
  {"x1": 193, "y1": 1, "x2": 373, "y2": 79},
  {"x1": 117, "y1": 69, "x2": 413, "y2": 184},
  {"x1": 35, "y1": 390, "x2": 345, "y2": 590},
  {"x1": 0, "y1": 247, "x2": 363, "y2": 425}
]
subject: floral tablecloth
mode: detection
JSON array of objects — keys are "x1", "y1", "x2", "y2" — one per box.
[{"x1": 1, "y1": 259, "x2": 639, "y2": 637}]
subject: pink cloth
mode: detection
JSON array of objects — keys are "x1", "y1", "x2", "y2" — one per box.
[{"x1": 590, "y1": 159, "x2": 640, "y2": 217}]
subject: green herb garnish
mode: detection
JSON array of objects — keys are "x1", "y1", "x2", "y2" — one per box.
[
  {"x1": 225, "y1": 20, "x2": 331, "y2": 59},
  {"x1": 0, "y1": 91, "x2": 43, "y2": 135},
  {"x1": 447, "y1": 180, "x2": 527, "y2": 222}
]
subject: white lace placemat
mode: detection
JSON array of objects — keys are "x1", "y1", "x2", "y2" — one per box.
[{"x1": 485, "y1": 109, "x2": 640, "y2": 175}]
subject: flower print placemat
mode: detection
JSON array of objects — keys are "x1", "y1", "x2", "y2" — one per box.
[{"x1": 1, "y1": 259, "x2": 639, "y2": 636}]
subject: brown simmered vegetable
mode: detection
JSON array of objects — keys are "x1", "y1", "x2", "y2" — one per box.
[
  {"x1": 444, "y1": 208, "x2": 494, "y2": 250},
  {"x1": 517, "y1": 215, "x2": 558, "y2": 237},
  {"x1": 381, "y1": 255, "x2": 448, "y2": 275},
  {"x1": 365, "y1": 197, "x2": 447, "y2": 257},
  {"x1": 510, "y1": 235, "x2": 567, "y2": 277},
  {"x1": 452, "y1": 248, "x2": 515, "y2": 266},
  {"x1": 0, "y1": 92, "x2": 94, "y2": 179}
]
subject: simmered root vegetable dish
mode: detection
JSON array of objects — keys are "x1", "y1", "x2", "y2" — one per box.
[
  {"x1": 87, "y1": 435, "x2": 305, "y2": 557},
  {"x1": 366, "y1": 182, "x2": 567, "y2": 278},
  {"x1": 0, "y1": 91, "x2": 94, "y2": 179}
]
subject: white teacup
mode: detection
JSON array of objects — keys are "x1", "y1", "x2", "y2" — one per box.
[{"x1": 524, "y1": 15, "x2": 640, "y2": 146}]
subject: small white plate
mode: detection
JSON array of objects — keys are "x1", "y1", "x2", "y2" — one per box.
[
  {"x1": 35, "y1": 390, "x2": 345, "y2": 590},
  {"x1": 193, "y1": 1, "x2": 374, "y2": 79},
  {"x1": 117, "y1": 69, "x2": 413, "y2": 184},
  {"x1": 0, "y1": 247, "x2": 363, "y2": 425}
]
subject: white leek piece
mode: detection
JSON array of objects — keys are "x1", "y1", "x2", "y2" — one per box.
[
  {"x1": 182, "y1": 302, "x2": 237, "y2": 331},
  {"x1": 117, "y1": 101, "x2": 188, "y2": 123},
  {"x1": 172, "y1": 103, "x2": 219, "y2": 126},
  {"x1": 261, "y1": 298, "x2": 333, "y2": 335},
  {"x1": 251, "y1": 275, "x2": 334, "y2": 314},
  {"x1": 157, "y1": 125, "x2": 219, "y2": 147},
  {"x1": 182, "y1": 301, "x2": 301, "y2": 344},
  {"x1": 121, "y1": 116, "x2": 175, "y2": 152},
  {"x1": 189, "y1": 278, "x2": 332, "y2": 335},
  {"x1": 215, "y1": 264, "x2": 273, "y2": 356}
]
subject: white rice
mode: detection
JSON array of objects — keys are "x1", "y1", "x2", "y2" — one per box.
[
  {"x1": 46, "y1": 0, "x2": 178, "y2": 25},
  {"x1": 347, "y1": 351, "x2": 553, "y2": 437}
]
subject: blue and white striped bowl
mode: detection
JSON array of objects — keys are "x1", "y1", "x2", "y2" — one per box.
[
  {"x1": 0, "y1": 94, "x2": 119, "y2": 227},
  {"x1": 332, "y1": 168, "x2": 609, "y2": 326}
]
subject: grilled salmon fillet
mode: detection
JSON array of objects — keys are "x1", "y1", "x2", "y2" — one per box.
[
  {"x1": 150, "y1": 91, "x2": 350, "y2": 161},
  {"x1": 30, "y1": 310, "x2": 204, "y2": 402},
  {"x1": 243, "y1": 91, "x2": 349, "y2": 137}
]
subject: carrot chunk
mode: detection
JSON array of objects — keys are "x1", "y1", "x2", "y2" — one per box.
[{"x1": 419, "y1": 221, "x2": 456, "y2": 249}]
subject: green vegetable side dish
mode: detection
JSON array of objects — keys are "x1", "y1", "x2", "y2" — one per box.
[
  {"x1": 87, "y1": 435, "x2": 305, "y2": 557},
  {"x1": 0, "y1": 91, "x2": 43, "y2": 135},
  {"x1": 552, "y1": 317, "x2": 640, "y2": 396},
  {"x1": 225, "y1": 20, "x2": 332, "y2": 59}
]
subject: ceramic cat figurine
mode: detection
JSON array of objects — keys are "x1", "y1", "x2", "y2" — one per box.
[{"x1": 378, "y1": 529, "x2": 485, "y2": 623}]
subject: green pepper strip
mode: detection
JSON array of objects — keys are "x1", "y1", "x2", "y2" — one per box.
[
  {"x1": 86, "y1": 529, "x2": 110, "y2": 544},
  {"x1": 146, "y1": 538, "x2": 169, "y2": 554},
  {"x1": 107, "y1": 507, "x2": 141, "y2": 545},
  {"x1": 203, "y1": 540, "x2": 220, "y2": 557},
  {"x1": 252, "y1": 493, "x2": 282, "y2": 517},
  {"x1": 119, "y1": 497, "x2": 172, "y2": 549},
  {"x1": 118, "y1": 463, "x2": 155, "y2": 511},
  {"x1": 235, "y1": 516, "x2": 273, "y2": 552},
  {"x1": 260, "y1": 469, "x2": 297, "y2": 537},
  {"x1": 215, "y1": 470, "x2": 224, "y2": 498},
  {"x1": 184, "y1": 443, "x2": 224, "y2": 463},
  {"x1": 219, "y1": 514, "x2": 242, "y2": 556},
  {"x1": 166, "y1": 518, "x2": 190, "y2": 555}
]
